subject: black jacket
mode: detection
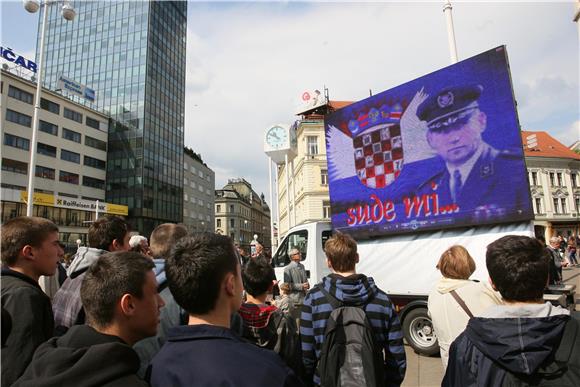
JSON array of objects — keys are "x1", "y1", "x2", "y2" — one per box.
[
  {"x1": 13, "y1": 325, "x2": 148, "y2": 387},
  {"x1": 1, "y1": 268, "x2": 54, "y2": 386},
  {"x1": 148, "y1": 324, "x2": 303, "y2": 387},
  {"x1": 443, "y1": 314, "x2": 580, "y2": 386}
]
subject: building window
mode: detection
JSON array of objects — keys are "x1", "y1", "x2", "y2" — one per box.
[
  {"x1": 82, "y1": 176, "x2": 105, "y2": 190},
  {"x1": 184, "y1": 193, "x2": 188, "y2": 201},
  {"x1": 531, "y1": 171, "x2": 538, "y2": 186},
  {"x1": 553, "y1": 198, "x2": 559, "y2": 214},
  {"x1": 230, "y1": 205, "x2": 234, "y2": 213},
  {"x1": 61, "y1": 149, "x2": 81, "y2": 164},
  {"x1": 549, "y1": 172, "x2": 555, "y2": 186},
  {"x1": 35, "y1": 165, "x2": 55, "y2": 180},
  {"x1": 8, "y1": 85, "x2": 33, "y2": 104},
  {"x1": 575, "y1": 197, "x2": 580, "y2": 212},
  {"x1": 217, "y1": 205, "x2": 221, "y2": 213},
  {"x1": 59, "y1": 171, "x2": 79, "y2": 185},
  {"x1": 184, "y1": 162, "x2": 188, "y2": 169},
  {"x1": 571, "y1": 173, "x2": 578, "y2": 188},
  {"x1": 2, "y1": 158, "x2": 27, "y2": 174},
  {"x1": 39, "y1": 120, "x2": 58, "y2": 136},
  {"x1": 85, "y1": 136, "x2": 107, "y2": 151},
  {"x1": 307, "y1": 136, "x2": 318, "y2": 155},
  {"x1": 190, "y1": 181, "x2": 196, "y2": 188},
  {"x1": 321, "y1": 169, "x2": 328, "y2": 185},
  {"x1": 62, "y1": 128, "x2": 81, "y2": 143},
  {"x1": 37, "y1": 143, "x2": 57, "y2": 157},
  {"x1": 84, "y1": 155, "x2": 106, "y2": 170},
  {"x1": 4, "y1": 133, "x2": 30, "y2": 150},
  {"x1": 561, "y1": 198, "x2": 567, "y2": 214},
  {"x1": 557, "y1": 173, "x2": 563, "y2": 187},
  {"x1": 198, "y1": 170, "x2": 203, "y2": 178},
  {"x1": 6, "y1": 109, "x2": 32, "y2": 127},
  {"x1": 184, "y1": 177, "x2": 188, "y2": 185},
  {"x1": 323, "y1": 201, "x2": 331, "y2": 219},
  {"x1": 534, "y1": 198, "x2": 542, "y2": 214},
  {"x1": 230, "y1": 219, "x2": 235, "y2": 228},
  {"x1": 86, "y1": 116, "x2": 100, "y2": 130},
  {"x1": 63, "y1": 107, "x2": 83, "y2": 123},
  {"x1": 40, "y1": 98, "x2": 60, "y2": 114}
]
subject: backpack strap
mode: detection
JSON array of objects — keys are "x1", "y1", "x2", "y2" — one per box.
[{"x1": 450, "y1": 290, "x2": 474, "y2": 318}]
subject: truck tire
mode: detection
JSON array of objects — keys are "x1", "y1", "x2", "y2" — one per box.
[{"x1": 402, "y1": 307, "x2": 439, "y2": 356}]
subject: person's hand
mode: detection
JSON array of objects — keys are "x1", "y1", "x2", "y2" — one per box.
[{"x1": 303, "y1": 282, "x2": 310, "y2": 290}]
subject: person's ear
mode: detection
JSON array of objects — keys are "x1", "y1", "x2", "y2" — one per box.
[
  {"x1": 326, "y1": 258, "x2": 333, "y2": 270},
  {"x1": 426, "y1": 131, "x2": 434, "y2": 147},
  {"x1": 355, "y1": 253, "x2": 360, "y2": 264},
  {"x1": 110, "y1": 238, "x2": 125, "y2": 251},
  {"x1": 477, "y1": 111, "x2": 487, "y2": 132},
  {"x1": 488, "y1": 277, "x2": 498, "y2": 291},
  {"x1": 224, "y1": 273, "x2": 236, "y2": 297},
  {"x1": 119, "y1": 293, "x2": 137, "y2": 317},
  {"x1": 21, "y1": 245, "x2": 35, "y2": 261}
]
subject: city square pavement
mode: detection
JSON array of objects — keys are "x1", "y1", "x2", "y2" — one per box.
[{"x1": 401, "y1": 265, "x2": 580, "y2": 386}]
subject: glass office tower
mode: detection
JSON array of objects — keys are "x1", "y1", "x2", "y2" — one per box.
[{"x1": 38, "y1": 1, "x2": 186, "y2": 235}]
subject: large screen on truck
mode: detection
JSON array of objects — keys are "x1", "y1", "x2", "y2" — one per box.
[{"x1": 325, "y1": 46, "x2": 533, "y2": 239}]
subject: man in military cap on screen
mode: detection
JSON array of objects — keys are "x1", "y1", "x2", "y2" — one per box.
[{"x1": 412, "y1": 84, "x2": 529, "y2": 220}]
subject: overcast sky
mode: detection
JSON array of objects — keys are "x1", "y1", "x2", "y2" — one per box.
[{"x1": 2, "y1": 0, "x2": 579, "y2": 206}]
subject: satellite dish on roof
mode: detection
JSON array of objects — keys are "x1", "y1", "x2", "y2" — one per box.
[{"x1": 2, "y1": 63, "x2": 8, "y2": 70}]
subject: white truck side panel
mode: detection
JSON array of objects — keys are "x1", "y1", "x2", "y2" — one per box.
[{"x1": 356, "y1": 222, "x2": 535, "y2": 295}]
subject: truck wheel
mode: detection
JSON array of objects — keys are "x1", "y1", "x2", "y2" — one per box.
[{"x1": 403, "y1": 308, "x2": 439, "y2": 356}]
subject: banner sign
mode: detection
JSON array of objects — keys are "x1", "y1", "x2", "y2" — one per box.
[
  {"x1": 19, "y1": 191, "x2": 128, "y2": 216},
  {"x1": 0, "y1": 46, "x2": 37, "y2": 72},
  {"x1": 325, "y1": 46, "x2": 533, "y2": 239},
  {"x1": 56, "y1": 73, "x2": 96, "y2": 102}
]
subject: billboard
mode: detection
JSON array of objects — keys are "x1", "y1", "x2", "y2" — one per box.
[
  {"x1": 325, "y1": 46, "x2": 533, "y2": 239},
  {"x1": 56, "y1": 74, "x2": 96, "y2": 103}
]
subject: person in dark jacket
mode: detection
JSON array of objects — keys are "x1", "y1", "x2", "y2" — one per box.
[
  {"x1": 133, "y1": 222, "x2": 188, "y2": 377},
  {"x1": 148, "y1": 233, "x2": 303, "y2": 387},
  {"x1": 52, "y1": 215, "x2": 131, "y2": 334},
  {"x1": 14, "y1": 251, "x2": 164, "y2": 387},
  {"x1": 1, "y1": 217, "x2": 64, "y2": 385},
  {"x1": 236, "y1": 257, "x2": 303, "y2": 379},
  {"x1": 444, "y1": 235, "x2": 580, "y2": 386},
  {"x1": 300, "y1": 232, "x2": 407, "y2": 387}
]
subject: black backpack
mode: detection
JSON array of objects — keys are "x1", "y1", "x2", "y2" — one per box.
[{"x1": 316, "y1": 285, "x2": 385, "y2": 387}]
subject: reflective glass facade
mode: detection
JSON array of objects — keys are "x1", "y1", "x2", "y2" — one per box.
[{"x1": 38, "y1": 1, "x2": 186, "y2": 235}]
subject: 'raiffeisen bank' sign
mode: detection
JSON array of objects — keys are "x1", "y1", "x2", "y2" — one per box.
[{"x1": 10, "y1": 190, "x2": 128, "y2": 216}]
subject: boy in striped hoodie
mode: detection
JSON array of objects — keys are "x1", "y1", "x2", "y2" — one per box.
[{"x1": 300, "y1": 232, "x2": 407, "y2": 386}]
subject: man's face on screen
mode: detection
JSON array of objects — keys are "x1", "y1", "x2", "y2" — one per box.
[{"x1": 427, "y1": 109, "x2": 486, "y2": 167}]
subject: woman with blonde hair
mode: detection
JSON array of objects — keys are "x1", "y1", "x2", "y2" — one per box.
[{"x1": 428, "y1": 245, "x2": 502, "y2": 370}]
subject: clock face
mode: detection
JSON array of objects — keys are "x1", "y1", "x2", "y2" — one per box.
[{"x1": 266, "y1": 126, "x2": 288, "y2": 149}]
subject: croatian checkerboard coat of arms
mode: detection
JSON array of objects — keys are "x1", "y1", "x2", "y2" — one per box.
[{"x1": 350, "y1": 105, "x2": 404, "y2": 188}]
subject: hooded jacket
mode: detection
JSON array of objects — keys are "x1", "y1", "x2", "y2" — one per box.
[
  {"x1": 238, "y1": 303, "x2": 303, "y2": 377},
  {"x1": 443, "y1": 303, "x2": 580, "y2": 386},
  {"x1": 13, "y1": 324, "x2": 147, "y2": 387},
  {"x1": 133, "y1": 258, "x2": 185, "y2": 377},
  {"x1": 427, "y1": 278, "x2": 502, "y2": 369},
  {"x1": 1, "y1": 268, "x2": 54, "y2": 386},
  {"x1": 300, "y1": 273, "x2": 406, "y2": 386},
  {"x1": 52, "y1": 247, "x2": 107, "y2": 333}
]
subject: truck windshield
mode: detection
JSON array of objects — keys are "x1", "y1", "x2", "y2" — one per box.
[{"x1": 272, "y1": 229, "x2": 308, "y2": 267}]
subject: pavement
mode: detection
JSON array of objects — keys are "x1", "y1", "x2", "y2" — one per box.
[{"x1": 401, "y1": 265, "x2": 580, "y2": 386}]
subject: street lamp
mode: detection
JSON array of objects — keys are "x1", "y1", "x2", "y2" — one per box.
[{"x1": 23, "y1": 0, "x2": 76, "y2": 216}]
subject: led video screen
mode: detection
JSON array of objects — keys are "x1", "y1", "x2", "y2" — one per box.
[{"x1": 325, "y1": 46, "x2": 533, "y2": 238}]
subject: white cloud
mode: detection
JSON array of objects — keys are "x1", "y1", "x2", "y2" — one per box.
[{"x1": 183, "y1": 1, "x2": 578, "y2": 205}]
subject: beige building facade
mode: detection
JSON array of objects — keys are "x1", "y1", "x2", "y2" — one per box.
[
  {"x1": 1, "y1": 69, "x2": 127, "y2": 249},
  {"x1": 215, "y1": 178, "x2": 271, "y2": 251}
]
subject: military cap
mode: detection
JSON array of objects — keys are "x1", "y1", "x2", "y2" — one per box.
[{"x1": 417, "y1": 84, "x2": 483, "y2": 131}]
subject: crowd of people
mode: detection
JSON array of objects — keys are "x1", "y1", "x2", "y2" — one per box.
[{"x1": 1, "y1": 214, "x2": 579, "y2": 386}]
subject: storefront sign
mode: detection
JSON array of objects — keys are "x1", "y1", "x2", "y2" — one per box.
[{"x1": 0, "y1": 46, "x2": 37, "y2": 73}]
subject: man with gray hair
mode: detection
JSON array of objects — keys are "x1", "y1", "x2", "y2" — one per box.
[
  {"x1": 547, "y1": 236, "x2": 564, "y2": 285},
  {"x1": 283, "y1": 248, "x2": 309, "y2": 317}
]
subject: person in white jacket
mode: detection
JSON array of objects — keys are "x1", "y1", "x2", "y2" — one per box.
[{"x1": 428, "y1": 245, "x2": 502, "y2": 370}]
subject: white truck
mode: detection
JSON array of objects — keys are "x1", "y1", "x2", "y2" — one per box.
[{"x1": 272, "y1": 220, "x2": 535, "y2": 355}]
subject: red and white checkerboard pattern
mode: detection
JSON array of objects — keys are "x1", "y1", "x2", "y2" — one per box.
[{"x1": 353, "y1": 124, "x2": 403, "y2": 189}]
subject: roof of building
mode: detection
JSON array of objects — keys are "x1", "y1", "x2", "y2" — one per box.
[
  {"x1": 521, "y1": 131, "x2": 580, "y2": 160},
  {"x1": 328, "y1": 100, "x2": 353, "y2": 110}
]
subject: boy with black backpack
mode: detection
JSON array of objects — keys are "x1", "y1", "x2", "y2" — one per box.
[
  {"x1": 300, "y1": 232, "x2": 406, "y2": 387},
  {"x1": 237, "y1": 257, "x2": 304, "y2": 380}
]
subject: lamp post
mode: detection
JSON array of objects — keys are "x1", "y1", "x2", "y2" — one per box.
[
  {"x1": 23, "y1": 0, "x2": 76, "y2": 216},
  {"x1": 443, "y1": 0, "x2": 458, "y2": 64}
]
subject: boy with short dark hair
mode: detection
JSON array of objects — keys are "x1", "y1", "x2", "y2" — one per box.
[
  {"x1": 238, "y1": 257, "x2": 303, "y2": 377},
  {"x1": 53, "y1": 215, "x2": 130, "y2": 332},
  {"x1": 14, "y1": 251, "x2": 163, "y2": 387},
  {"x1": 444, "y1": 235, "x2": 579, "y2": 386},
  {"x1": 148, "y1": 233, "x2": 303, "y2": 387},
  {"x1": 1, "y1": 217, "x2": 64, "y2": 385},
  {"x1": 300, "y1": 232, "x2": 406, "y2": 387}
]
